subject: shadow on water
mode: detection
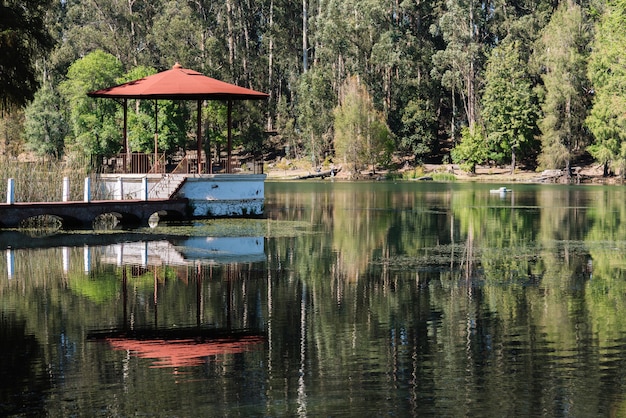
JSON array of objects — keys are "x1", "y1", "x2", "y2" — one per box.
[{"x1": 0, "y1": 315, "x2": 49, "y2": 417}]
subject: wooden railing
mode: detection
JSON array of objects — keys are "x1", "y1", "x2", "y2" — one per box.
[{"x1": 101, "y1": 152, "x2": 264, "y2": 175}]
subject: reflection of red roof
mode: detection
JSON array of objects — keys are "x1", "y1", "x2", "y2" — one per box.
[
  {"x1": 106, "y1": 335, "x2": 265, "y2": 368},
  {"x1": 88, "y1": 63, "x2": 269, "y2": 101}
]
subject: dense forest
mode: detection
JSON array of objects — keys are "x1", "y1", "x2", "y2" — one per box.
[{"x1": 1, "y1": 0, "x2": 626, "y2": 175}]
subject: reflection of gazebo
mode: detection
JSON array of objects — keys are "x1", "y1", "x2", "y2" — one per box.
[
  {"x1": 87, "y1": 261, "x2": 266, "y2": 370},
  {"x1": 88, "y1": 63, "x2": 269, "y2": 174},
  {"x1": 105, "y1": 333, "x2": 265, "y2": 368}
]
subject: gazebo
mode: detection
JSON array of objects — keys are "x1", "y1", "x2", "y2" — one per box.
[
  {"x1": 87, "y1": 63, "x2": 269, "y2": 218},
  {"x1": 88, "y1": 63, "x2": 269, "y2": 174}
]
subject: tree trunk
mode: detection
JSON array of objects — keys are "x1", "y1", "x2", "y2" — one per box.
[
  {"x1": 510, "y1": 147, "x2": 516, "y2": 175},
  {"x1": 302, "y1": 0, "x2": 308, "y2": 72},
  {"x1": 226, "y1": 0, "x2": 235, "y2": 69},
  {"x1": 267, "y1": 0, "x2": 274, "y2": 130}
]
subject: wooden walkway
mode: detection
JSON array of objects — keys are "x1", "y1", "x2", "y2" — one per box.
[{"x1": 0, "y1": 198, "x2": 189, "y2": 228}]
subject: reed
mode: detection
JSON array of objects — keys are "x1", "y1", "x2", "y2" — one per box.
[{"x1": 0, "y1": 157, "x2": 104, "y2": 203}]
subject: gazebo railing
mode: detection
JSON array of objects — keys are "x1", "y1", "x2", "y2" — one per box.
[
  {"x1": 101, "y1": 153, "x2": 165, "y2": 174},
  {"x1": 100, "y1": 152, "x2": 264, "y2": 175}
]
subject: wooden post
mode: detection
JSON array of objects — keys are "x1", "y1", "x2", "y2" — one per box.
[
  {"x1": 227, "y1": 100, "x2": 232, "y2": 173},
  {"x1": 197, "y1": 99, "x2": 203, "y2": 174},
  {"x1": 124, "y1": 98, "x2": 129, "y2": 173},
  {"x1": 154, "y1": 100, "x2": 159, "y2": 173}
]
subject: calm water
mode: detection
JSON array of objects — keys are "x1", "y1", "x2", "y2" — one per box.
[{"x1": 2, "y1": 181, "x2": 626, "y2": 416}]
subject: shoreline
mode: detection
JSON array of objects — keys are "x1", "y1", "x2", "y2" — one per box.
[{"x1": 265, "y1": 163, "x2": 618, "y2": 185}]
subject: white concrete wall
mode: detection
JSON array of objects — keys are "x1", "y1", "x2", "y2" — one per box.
[
  {"x1": 178, "y1": 174, "x2": 266, "y2": 217},
  {"x1": 96, "y1": 174, "x2": 162, "y2": 200},
  {"x1": 97, "y1": 174, "x2": 266, "y2": 217},
  {"x1": 98, "y1": 237, "x2": 265, "y2": 266}
]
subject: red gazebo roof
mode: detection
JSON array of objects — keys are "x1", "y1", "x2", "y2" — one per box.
[
  {"x1": 88, "y1": 63, "x2": 269, "y2": 101},
  {"x1": 106, "y1": 335, "x2": 265, "y2": 368}
]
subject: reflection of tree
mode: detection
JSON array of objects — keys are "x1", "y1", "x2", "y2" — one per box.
[
  {"x1": 0, "y1": 314, "x2": 49, "y2": 416},
  {"x1": 5, "y1": 183, "x2": 626, "y2": 414}
]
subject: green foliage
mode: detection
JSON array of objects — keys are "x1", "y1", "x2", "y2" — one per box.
[
  {"x1": 204, "y1": 101, "x2": 228, "y2": 150},
  {"x1": 297, "y1": 68, "x2": 335, "y2": 165},
  {"x1": 431, "y1": 172, "x2": 456, "y2": 182},
  {"x1": 585, "y1": 0, "x2": 626, "y2": 176},
  {"x1": 59, "y1": 50, "x2": 124, "y2": 158},
  {"x1": 7, "y1": 0, "x2": 626, "y2": 174},
  {"x1": 0, "y1": 0, "x2": 55, "y2": 110},
  {"x1": 399, "y1": 97, "x2": 437, "y2": 162},
  {"x1": 24, "y1": 84, "x2": 67, "y2": 159},
  {"x1": 451, "y1": 126, "x2": 489, "y2": 173},
  {"x1": 333, "y1": 76, "x2": 393, "y2": 172},
  {"x1": 482, "y1": 41, "x2": 539, "y2": 172},
  {"x1": 148, "y1": 1, "x2": 203, "y2": 69},
  {"x1": 430, "y1": 0, "x2": 486, "y2": 129},
  {"x1": 535, "y1": 2, "x2": 592, "y2": 171}
]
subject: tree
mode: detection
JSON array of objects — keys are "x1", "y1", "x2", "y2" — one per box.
[
  {"x1": 586, "y1": 0, "x2": 626, "y2": 177},
  {"x1": 59, "y1": 50, "x2": 124, "y2": 158},
  {"x1": 117, "y1": 65, "x2": 188, "y2": 155},
  {"x1": 333, "y1": 76, "x2": 392, "y2": 174},
  {"x1": 399, "y1": 97, "x2": 438, "y2": 163},
  {"x1": 59, "y1": 0, "x2": 162, "y2": 68},
  {"x1": 297, "y1": 67, "x2": 335, "y2": 165},
  {"x1": 482, "y1": 41, "x2": 539, "y2": 173},
  {"x1": 0, "y1": 0, "x2": 54, "y2": 110},
  {"x1": 535, "y1": 1, "x2": 591, "y2": 175},
  {"x1": 149, "y1": 1, "x2": 203, "y2": 70},
  {"x1": 24, "y1": 84, "x2": 67, "y2": 159},
  {"x1": 431, "y1": 0, "x2": 488, "y2": 131},
  {"x1": 451, "y1": 126, "x2": 489, "y2": 173}
]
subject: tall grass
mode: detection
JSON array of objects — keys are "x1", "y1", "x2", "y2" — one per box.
[{"x1": 0, "y1": 156, "x2": 103, "y2": 203}]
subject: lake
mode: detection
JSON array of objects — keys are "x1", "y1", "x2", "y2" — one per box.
[{"x1": 1, "y1": 180, "x2": 626, "y2": 416}]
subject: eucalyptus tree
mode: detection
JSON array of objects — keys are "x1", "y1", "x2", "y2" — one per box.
[
  {"x1": 58, "y1": 0, "x2": 163, "y2": 68},
  {"x1": 0, "y1": 0, "x2": 55, "y2": 110},
  {"x1": 535, "y1": 1, "x2": 592, "y2": 174},
  {"x1": 370, "y1": 0, "x2": 444, "y2": 162},
  {"x1": 586, "y1": 0, "x2": 626, "y2": 177},
  {"x1": 431, "y1": 0, "x2": 491, "y2": 132},
  {"x1": 482, "y1": 41, "x2": 539, "y2": 173},
  {"x1": 296, "y1": 67, "x2": 335, "y2": 165},
  {"x1": 264, "y1": 0, "x2": 304, "y2": 128},
  {"x1": 149, "y1": 1, "x2": 204, "y2": 70}
]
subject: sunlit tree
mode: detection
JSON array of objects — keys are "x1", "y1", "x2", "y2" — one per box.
[
  {"x1": 535, "y1": 2, "x2": 591, "y2": 175},
  {"x1": 333, "y1": 76, "x2": 392, "y2": 174},
  {"x1": 586, "y1": 0, "x2": 626, "y2": 177},
  {"x1": 482, "y1": 41, "x2": 539, "y2": 173},
  {"x1": 59, "y1": 50, "x2": 124, "y2": 158}
]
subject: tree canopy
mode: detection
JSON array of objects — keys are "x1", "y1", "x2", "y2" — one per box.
[
  {"x1": 0, "y1": 0, "x2": 54, "y2": 110},
  {"x1": 0, "y1": 0, "x2": 623, "y2": 176}
]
